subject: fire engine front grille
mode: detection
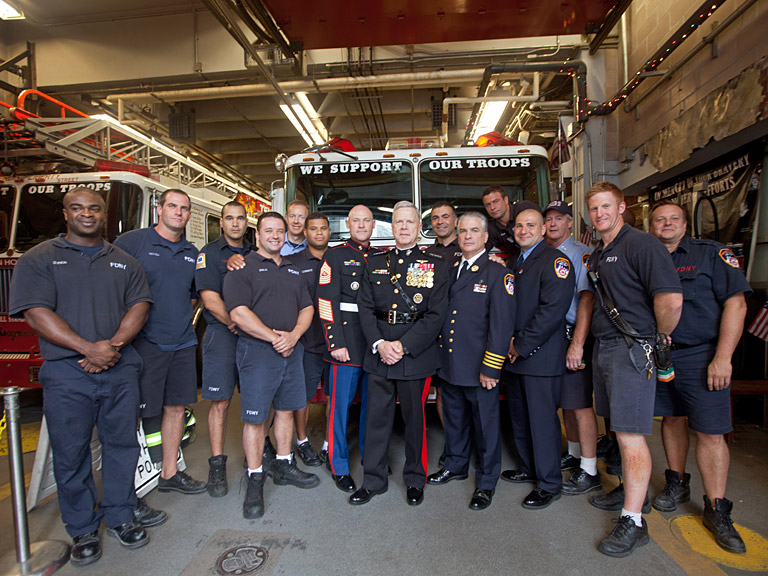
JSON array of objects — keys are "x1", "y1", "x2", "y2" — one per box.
[{"x1": 0, "y1": 265, "x2": 11, "y2": 316}]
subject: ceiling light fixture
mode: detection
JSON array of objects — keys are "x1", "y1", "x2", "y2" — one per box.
[
  {"x1": 280, "y1": 93, "x2": 327, "y2": 147},
  {"x1": 0, "y1": 0, "x2": 24, "y2": 19},
  {"x1": 468, "y1": 100, "x2": 508, "y2": 144}
]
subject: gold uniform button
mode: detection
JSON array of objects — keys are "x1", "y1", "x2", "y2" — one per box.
[
  {"x1": 452, "y1": 310, "x2": 457, "y2": 315},
  {"x1": 398, "y1": 259, "x2": 404, "y2": 264},
  {"x1": 450, "y1": 330, "x2": 454, "y2": 334},
  {"x1": 331, "y1": 344, "x2": 335, "y2": 348},
  {"x1": 394, "y1": 289, "x2": 399, "y2": 294},
  {"x1": 448, "y1": 349, "x2": 453, "y2": 353},
  {"x1": 449, "y1": 338, "x2": 453, "y2": 343},
  {"x1": 392, "y1": 304, "x2": 397, "y2": 309},
  {"x1": 376, "y1": 281, "x2": 381, "y2": 285},
  {"x1": 397, "y1": 273, "x2": 402, "y2": 278},
  {"x1": 343, "y1": 321, "x2": 348, "y2": 325},
  {"x1": 450, "y1": 319, "x2": 455, "y2": 324},
  {"x1": 439, "y1": 344, "x2": 443, "y2": 348},
  {"x1": 352, "y1": 272, "x2": 357, "y2": 276},
  {"x1": 329, "y1": 335, "x2": 333, "y2": 339}
]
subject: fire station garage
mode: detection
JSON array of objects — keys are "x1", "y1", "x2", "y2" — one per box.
[{"x1": 1, "y1": 0, "x2": 768, "y2": 574}]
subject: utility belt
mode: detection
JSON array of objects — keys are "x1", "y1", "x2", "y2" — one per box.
[
  {"x1": 670, "y1": 339, "x2": 715, "y2": 350},
  {"x1": 374, "y1": 309, "x2": 424, "y2": 324},
  {"x1": 588, "y1": 270, "x2": 674, "y2": 381}
]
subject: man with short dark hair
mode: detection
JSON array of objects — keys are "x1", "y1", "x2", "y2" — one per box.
[
  {"x1": 10, "y1": 188, "x2": 152, "y2": 565},
  {"x1": 427, "y1": 212, "x2": 515, "y2": 511},
  {"x1": 543, "y1": 200, "x2": 600, "y2": 495},
  {"x1": 289, "y1": 212, "x2": 332, "y2": 467},
  {"x1": 115, "y1": 189, "x2": 207, "y2": 496},
  {"x1": 585, "y1": 182, "x2": 683, "y2": 558},
  {"x1": 195, "y1": 200, "x2": 251, "y2": 497},
  {"x1": 502, "y1": 206, "x2": 574, "y2": 510},
  {"x1": 649, "y1": 201, "x2": 750, "y2": 553},
  {"x1": 224, "y1": 211, "x2": 320, "y2": 519},
  {"x1": 282, "y1": 199, "x2": 310, "y2": 255},
  {"x1": 317, "y1": 205, "x2": 376, "y2": 493},
  {"x1": 481, "y1": 186, "x2": 515, "y2": 252},
  {"x1": 351, "y1": 201, "x2": 449, "y2": 507}
]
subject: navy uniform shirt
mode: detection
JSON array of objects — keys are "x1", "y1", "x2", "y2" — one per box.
[
  {"x1": 9, "y1": 236, "x2": 152, "y2": 361},
  {"x1": 222, "y1": 252, "x2": 312, "y2": 337},
  {"x1": 358, "y1": 247, "x2": 449, "y2": 380},
  {"x1": 195, "y1": 235, "x2": 252, "y2": 328},
  {"x1": 115, "y1": 225, "x2": 199, "y2": 348},
  {"x1": 670, "y1": 236, "x2": 752, "y2": 346},
  {"x1": 316, "y1": 240, "x2": 375, "y2": 365},
  {"x1": 290, "y1": 248, "x2": 326, "y2": 354},
  {"x1": 438, "y1": 251, "x2": 515, "y2": 385},
  {"x1": 486, "y1": 218, "x2": 517, "y2": 253},
  {"x1": 504, "y1": 240, "x2": 574, "y2": 377},
  {"x1": 587, "y1": 224, "x2": 682, "y2": 339},
  {"x1": 555, "y1": 235, "x2": 592, "y2": 325},
  {"x1": 425, "y1": 238, "x2": 462, "y2": 267}
]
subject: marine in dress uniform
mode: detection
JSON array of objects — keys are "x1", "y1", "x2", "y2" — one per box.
[
  {"x1": 350, "y1": 201, "x2": 449, "y2": 506},
  {"x1": 503, "y1": 207, "x2": 574, "y2": 510},
  {"x1": 9, "y1": 188, "x2": 152, "y2": 565},
  {"x1": 427, "y1": 212, "x2": 515, "y2": 511},
  {"x1": 316, "y1": 205, "x2": 375, "y2": 493},
  {"x1": 650, "y1": 202, "x2": 751, "y2": 553}
]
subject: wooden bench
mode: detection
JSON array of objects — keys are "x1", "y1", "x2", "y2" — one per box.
[{"x1": 728, "y1": 379, "x2": 768, "y2": 441}]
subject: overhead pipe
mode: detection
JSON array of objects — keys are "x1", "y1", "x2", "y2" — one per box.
[
  {"x1": 441, "y1": 73, "x2": 541, "y2": 140},
  {"x1": 624, "y1": 0, "x2": 757, "y2": 113},
  {"x1": 106, "y1": 69, "x2": 487, "y2": 106},
  {"x1": 588, "y1": 0, "x2": 729, "y2": 116}
]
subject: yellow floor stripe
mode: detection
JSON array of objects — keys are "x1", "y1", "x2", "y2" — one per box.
[
  {"x1": 0, "y1": 422, "x2": 41, "y2": 456},
  {"x1": 672, "y1": 515, "x2": 768, "y2": 571},
  {"x1": 646, "y1": 510, "x2": 729, "y2": 575},
  {"x1": 0, "y1": 472, "x2": 32, "y2": 502}
]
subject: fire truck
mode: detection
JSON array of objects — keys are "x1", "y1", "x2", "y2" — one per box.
[
  {"x1": 274, "y1": 135, "x2": 553, "y2": 247},
  {"x1": 0, "y1": 92, "x2": 270, "y2": 389}
]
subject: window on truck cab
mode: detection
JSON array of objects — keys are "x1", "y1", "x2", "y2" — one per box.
[
  {"x1": 419, "y1": 153, "x2": 550, "y2": 237},
  {"x1": 15, "y1": 181, "x2": 142, "y2": 251},
  {"x1": 286, "y1": 159, "x2": 413, "y2": 241},
  {"x1": 0, "y1": 185, "x2": 14, "y2": 251}
]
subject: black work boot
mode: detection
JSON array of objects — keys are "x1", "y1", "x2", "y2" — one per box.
[
  {"x1": 272, "y1": 454, "x2": 320, "y2": 489},
  {"x1": 243, "y1": 472, "x2": 265, "y2": 519},
  {"x1": 652, "y1": 468, "x2": 691, "y2": 512},
  {"x1": 604, "y1": 441, "x2": 622, "y2": 476},
  {"x1": 703, "y1": 495, "x2": 746, "y2": 553},
  {"x1": 262, "y1": 436, "x2": 277, "y2": 477},
  {"x1": 207, "y1": 455, "x2": 228, "y2": 497},
  {"x1": 598, "y1": 515, "x2": 649, "y2": 557},
  {"x1": 589, "y1": 483, "x2": 651, "y2": 514}
]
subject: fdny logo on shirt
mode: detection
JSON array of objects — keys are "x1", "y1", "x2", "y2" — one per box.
[
  {"x1": 287, "y1": 268, "x2": 299, "y2": 275},
  {"x1": 719, "y1": 248, "x2": 740, "y2": 269},
  {"x1": 504, "y1": 274, "x2": 515, "y2": 295},
  {"x1": 582, "y1": 253, "x2": 590, "y2": 271},
  {"x1": 196, "y1": 254, "x2": 206, "y2": 269},
  {"x1": 554, "y1": 257, "x2": 571, "y2": 279},
  {"x1": 184, "y1": 256, "x2": 195, "y2": 263},
  {"x1": 109, "y1": 262, "x2": 127, "y2": 270}
]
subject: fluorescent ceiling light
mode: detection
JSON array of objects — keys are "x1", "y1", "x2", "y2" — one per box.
[
  {"x1": 280, "y1": 93, "x2": 327, "y2": 147},
  {"x1": 280, "y1": 103, "x2": 314, "y2": 146},
  {"x1": 0, "y1": 0, "x2": 24, "y2": 19},
  {"x1": 469, "y1": 100, "x2": 507, "y2": 143}
]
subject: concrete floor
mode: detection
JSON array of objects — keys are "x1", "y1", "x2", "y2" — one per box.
[{"x1": 1, "y1": 395, "x2": 767, "y2": 576}]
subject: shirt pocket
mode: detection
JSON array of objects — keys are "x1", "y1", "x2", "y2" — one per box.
[{"x1": 678, "y1": 270, "x2": 696, "y2": 301}]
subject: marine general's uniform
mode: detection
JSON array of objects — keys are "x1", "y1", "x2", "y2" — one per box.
[
  {"x1": 357, "y1": 247, "x2": 449, "y2": 491},
  {"x1": 505, "y1": 240, "x2": 574, "y2": 494},
  {"x1": 316, "y1": 240, "x2": 374, "y2": 476},
  {"x1": 654, "y1": 236, "x2": 752, "y2": 433},
  {"x1": 438, "y1": 251, "x2": 515, "y2": 490}
]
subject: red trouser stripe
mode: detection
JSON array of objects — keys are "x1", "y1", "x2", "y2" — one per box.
[
  {"x1": 328, "y1": 364, "x2": 338, "y2": 475},
  {"x1": 420, "y1": 376, "x2": 431, "y2": 478}
]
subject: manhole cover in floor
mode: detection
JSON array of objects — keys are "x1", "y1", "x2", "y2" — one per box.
[{"x1": 216, "y1": 545, "x2": 269, "y2": 575}]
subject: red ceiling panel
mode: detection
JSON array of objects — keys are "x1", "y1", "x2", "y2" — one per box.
[{"x1": 263, "y1": 0, "x2": 615, "y2": 50}]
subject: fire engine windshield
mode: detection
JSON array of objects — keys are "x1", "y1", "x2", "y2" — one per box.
[
  {"x1": 14, "y1": 181, "x2": 142, "y2": 252},
  {"x1": 419, "y1": 154, "x2": 550, "y2": 236},
  {"x1": 286, "y1": 160, "x2": 413, "y2": 241},
  {"x1": 0, "y1": 184, "x2": 14, "y2": 251}
]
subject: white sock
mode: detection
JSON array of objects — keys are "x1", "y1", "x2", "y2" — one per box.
[
  {"x1": 581, "y1": 457, "x2": 598, "y2": 476},
  {"x1": 568, "y1": 441, "x2": 581, "y2": 458},
  {"x1": 621, "y1": 509, "x2": 643, "y2": 526},
  {"x1": 248, "y1": 466, "x2": 263, "y2": 475},
  {"x1": 297, "y1": 438, "x2": 308, "y2": 445},
  {"x1": 276, "y1": 453, "x2": 292, "y2": 462},
  {"x1": 322, "y1": 441, "x2": 329, "y2": 451}
]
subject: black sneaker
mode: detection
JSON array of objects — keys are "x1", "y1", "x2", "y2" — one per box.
[
  {"x1": 703, "y1": 495, "x2": 746, "y2": 553},
  {"x1": 560, "y1": 453, "x2": 581, "y2": 471},
  {"x1": 133, "y1": 497, "x2": 168, "y2": 527},
  {"x1": 208, "y1": 455, "x2": 228, "y2": 497},
  {"x1": 243, "y1": 472, "x2": 265, "y2": 519},
  {"x1": 318, "y1": 448, "x2": 329, "y2": 464},
  {"x1": 652, "y1": 469, "x2": 691, "y2": 512},
  {"x1": 598, "y1": 516, "x2": 649, "y2": 557},
  {"x1": 273, "y1": 455, "x2": 320, "y2": 489},
  {"x1": 157, "y1": 470, "x2": 207, "y2": 494},
  {"x1": 297, "y1": 441, "x2": 322, "y2": 467},
  {"x1": 562, "y1": 469, "x2": 602, "y2": 495},
  {"x1": 107, "y1": 520, "x2": 149, "y2": 549},
  {"x1": 589, "y1": 483, "x2": 651, "y2": 514}
]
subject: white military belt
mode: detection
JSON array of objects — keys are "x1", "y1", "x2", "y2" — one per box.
[{"x1": 340, "y1": 302, "x2": 359, "y2": 312}]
